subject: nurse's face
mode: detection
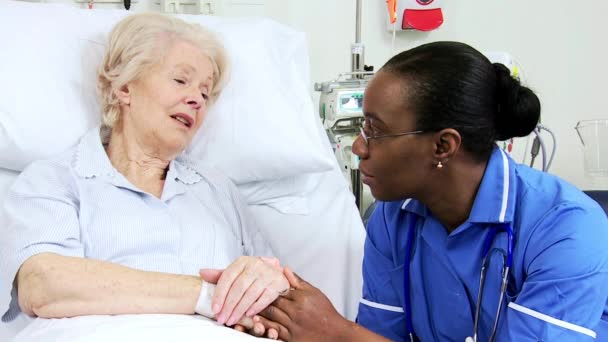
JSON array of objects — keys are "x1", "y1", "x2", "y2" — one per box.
[{"x1": 352, "y1": 71, "x2": 435, "y2": 201}]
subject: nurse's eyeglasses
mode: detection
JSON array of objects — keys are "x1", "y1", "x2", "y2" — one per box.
[{"x1": 359, "y1": 120, "x2": 424, "y2": 146}]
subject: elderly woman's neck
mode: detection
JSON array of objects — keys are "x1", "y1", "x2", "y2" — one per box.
[{"x1": 105, "y1": 128, "x2": 171, "y2": 198}]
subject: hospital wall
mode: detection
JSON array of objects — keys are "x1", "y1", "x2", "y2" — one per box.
[
  {"x1": 286, "y1": 0, "x2": 608, "y2": 191},
  {"x1": 32, "y1": 0, "x2": 608, "y2": 190}
]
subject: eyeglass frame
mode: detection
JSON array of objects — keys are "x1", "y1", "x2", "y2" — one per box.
[{"x1": 359, "y1": 120, "x2": 425, "y2": 146}]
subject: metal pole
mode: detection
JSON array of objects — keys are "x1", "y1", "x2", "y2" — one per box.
[
  {"x1": 351, "y1": 0, "x2": 364, "y2": 210},
  {"x1": 355, "y1": 0, "x2": 362, "y2": 44},
  {"x1": 351, "y1": 0, "x2": 364, "y2": 76}
]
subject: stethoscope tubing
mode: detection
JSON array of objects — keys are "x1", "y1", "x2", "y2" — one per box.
[{"x1": 404, "y1": 219, "x2": 515, "y2": 342}]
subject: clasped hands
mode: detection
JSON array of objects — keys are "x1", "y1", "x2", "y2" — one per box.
[
  {"x1": 200, "y1": 256, "x2": 346, "y2": 341},
  {"x1": 198, "y1": 256, "x2": 288, "y2": 339}
]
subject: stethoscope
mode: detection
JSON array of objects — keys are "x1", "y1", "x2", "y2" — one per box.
[{"x1": 403, "y1": 218, "x2": 515, "y2": 342}]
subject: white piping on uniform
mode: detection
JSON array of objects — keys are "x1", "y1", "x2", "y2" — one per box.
[
  {"x1": 401, "y1": 198, "x2": 412, "y2": 210},
  {"x1": 360, "y1": 298, "x2": 404, "y2": 313},
  {"x1": 498, "y1": 149, "x2": 510, "y2": 223},
  {"x1": 508, "y1": 302, "x2": 596, "y2": 339}
]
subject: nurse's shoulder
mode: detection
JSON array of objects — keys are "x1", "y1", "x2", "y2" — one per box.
[
  {"x1": 512, "y1": 162, "x2": 608, "y2": 266},
  {"x1": 513, "y1": 163, "x2": 606, "y2": 224}
]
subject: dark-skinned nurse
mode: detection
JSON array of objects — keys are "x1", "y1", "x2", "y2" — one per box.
[{"x1": 255, "y1": 41, "x2": 608, "y2": 342}]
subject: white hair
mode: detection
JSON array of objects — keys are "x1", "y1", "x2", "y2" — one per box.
[{"x1": 97, "y1": 13, "x2": 229, "y2": 128}]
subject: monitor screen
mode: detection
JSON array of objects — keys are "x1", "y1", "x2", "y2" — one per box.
[{"x1": 338, "y1": 91, "x2": 364, "y2": 114}]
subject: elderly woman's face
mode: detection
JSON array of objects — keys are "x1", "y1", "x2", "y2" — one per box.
[{"x1": 119, "y1": 39, "x2": 214, "y2": 157}]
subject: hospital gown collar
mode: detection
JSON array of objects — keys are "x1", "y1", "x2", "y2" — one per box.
[
  {"x1": 401, "y1": 147, "x2": 515, "y2": 224},
  {"x1": 171, "y1": 157, "x2": 203, "y2": 185},
  {"x1": 73, "y1": 126, "x2": 203, "y2": 185},
  {"x1": 73, "y1": 127, "x2": 114, "y2": 179}
]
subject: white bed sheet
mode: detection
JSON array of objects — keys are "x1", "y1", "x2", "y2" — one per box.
[{"x1": 14, "y1": 315, "x2": 268, "y2": 342}]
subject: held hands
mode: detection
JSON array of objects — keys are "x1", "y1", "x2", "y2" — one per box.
[
  {"x1": 199, "y1": 256, "x2": 289, "y2": 327},
  {"x1": 254, "y1": 267, "x2": 350, "y2": 342}
]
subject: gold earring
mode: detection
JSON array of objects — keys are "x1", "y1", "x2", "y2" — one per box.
[{"x1": 436, "y1": 161, "x2": 443, "y2": 169}]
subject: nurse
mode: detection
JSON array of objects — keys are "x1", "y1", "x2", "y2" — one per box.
[{"x1": 255, "y1": 41, "x2": 608, "y2": 341}]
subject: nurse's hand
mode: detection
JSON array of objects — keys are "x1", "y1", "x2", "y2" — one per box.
[
  {"x1": 199, "y1": 256, "x2": 289, "y2": 326},
  {"x1": 256, "y1": 267, "x2": 352, "y2": 342}
]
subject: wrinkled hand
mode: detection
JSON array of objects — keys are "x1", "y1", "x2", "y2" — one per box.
[
  {"x1": 199, "y1": 256, "x2": 289, "y2": 327},
  {"x1": 255, "y1": 267, "x2": 350, "y2": 342}
]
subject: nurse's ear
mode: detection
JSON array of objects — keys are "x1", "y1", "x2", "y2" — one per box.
[{"x1": 432, "y1": 128, "x2": 461, "y2": 166}]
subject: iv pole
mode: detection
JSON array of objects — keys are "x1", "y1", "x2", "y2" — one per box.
[
  {"x1": 314, "y1": 0, "x2": 373, "y2": 214},
  {"x1": 351, "y1": 0, "x2": 364, "y2": 78},
  {"x1": 351, "y1": 0, "x2": 364, "y2": 210}
]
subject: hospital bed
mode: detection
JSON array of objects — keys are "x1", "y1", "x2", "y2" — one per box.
[{"x1": 0, "y1": 0, "x2": 366, "y2": 340}]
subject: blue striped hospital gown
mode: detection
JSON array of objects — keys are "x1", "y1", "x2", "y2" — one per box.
[{"x1": 0, "y1": 127, "x2": 272, "y2": 322}]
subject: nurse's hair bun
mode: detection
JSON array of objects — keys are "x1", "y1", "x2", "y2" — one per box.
[{"x1": 493, "y1": 63, "x2": 541, "y2": 141}]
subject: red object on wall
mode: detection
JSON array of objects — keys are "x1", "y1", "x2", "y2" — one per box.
[{"x1": 402, "y1": 8, "x2": 443, "y2": 31}]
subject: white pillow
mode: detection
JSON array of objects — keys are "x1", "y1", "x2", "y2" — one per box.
[
  {"x1": 238, "y1": 174, "x2": 316, "y2": 215},
  {"x1": 0, "y1": 1, "x2": 332, "y2": 186}
]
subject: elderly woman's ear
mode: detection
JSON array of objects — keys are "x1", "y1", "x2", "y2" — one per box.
[{"x1": 114, "y1": 85, "x2": 131, "y2": 105}]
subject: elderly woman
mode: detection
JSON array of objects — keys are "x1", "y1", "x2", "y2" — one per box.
[{"x1": 0, "y1": 13, "x2": 286, "y2": 337}]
